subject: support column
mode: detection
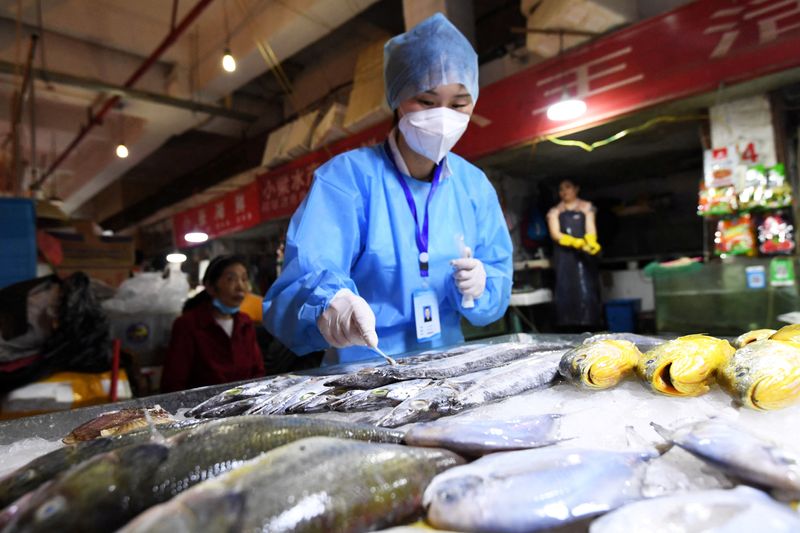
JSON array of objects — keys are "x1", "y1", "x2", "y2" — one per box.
[{"x1": 402, "y1": 0, "x2": 475, "y2": 46}]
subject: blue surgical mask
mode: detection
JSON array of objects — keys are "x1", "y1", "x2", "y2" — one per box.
[{"x1": 212, "y1": 298, "x2": 240, "y2": 315}]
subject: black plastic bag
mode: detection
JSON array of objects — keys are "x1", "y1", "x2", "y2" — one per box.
[{"x1": 0, "y1": 272, "x2": 111, "y2": 393}]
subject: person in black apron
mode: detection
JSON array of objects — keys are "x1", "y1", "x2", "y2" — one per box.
[{"x1": 547, "y1": 179, "x2": 603, "y2": 330}]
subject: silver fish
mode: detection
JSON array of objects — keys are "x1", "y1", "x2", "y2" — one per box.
[
  {"x1": 117, "y1": 436, "x2": 465, "y2": 533},
  {"x1": 330, "y1": 379, "x2": 434, "y2": 412},
  {"x1": 405, "y1": 415, "x2": 561, "y2": 456},
  {"x1": 590, "y1": 485, "x2": 800, "y2": 533},
  {"x1": 377, "y1": 351, "x2": 564, "y2": 428},
  {"x1": 424, "y1": 445, "x2": 657, "y2": 533},
  {"x1": 327, "y1": 342, "x2": 559, "y2": 389},
  {"x1": 187, "y1": 374, "x2": 309, "y2": 417},
  {"x1": 245, "y1": 376, "x2": 340, "y2": 415},
  {"x1": 455, "y1": 350, "x2": 564, "y2": 408},
  {"x1": 651, "y1": 418, "x2": 800, "y2": 496},
  {"x1": 377, "y1": 384, "x2": 461, "y2": 428}
]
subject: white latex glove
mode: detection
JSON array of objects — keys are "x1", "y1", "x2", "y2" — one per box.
[
  {"x1": 317, "y1": 289, "x2": 378, "y2": 349},
  {"x1": 451, "y1": 257, "x2": 486, "y2": 299}
]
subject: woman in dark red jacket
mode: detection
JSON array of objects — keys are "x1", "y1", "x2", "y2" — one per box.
[{"x1": 161, "y1": 255, "x2": 264, "y2": 392}]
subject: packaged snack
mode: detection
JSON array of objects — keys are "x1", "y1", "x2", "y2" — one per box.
[
  {"x1": 764, "y1": 164, "x2": 792, "y2": 209},
  {"x1": 757, "y1": 211, "x2": 795, "y2": 255},
  {"x1": 714, "y1": 214, "x2": 756, "y2": 256},
  {"x1": 699, "y1": 182, "x2": 737, "y2": 217}
]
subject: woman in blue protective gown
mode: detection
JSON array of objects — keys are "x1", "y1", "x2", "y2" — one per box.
[{"x1": 263, "y1": 13, "x2": 513, "y2": 364}]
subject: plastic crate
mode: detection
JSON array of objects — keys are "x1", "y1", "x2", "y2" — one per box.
[
  {"x1": 604, "y1": 299, "x2": 641, "y2": 333},
  {"x1": 0, "y1": 199, "x2": 36, "y2": 290}
]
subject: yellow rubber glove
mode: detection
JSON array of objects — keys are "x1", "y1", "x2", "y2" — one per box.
[
  {"x1": 583, "y1": 233, "x2": 602, "y2": 255},
  {"x1": 558, "y1": 234, "x2": 586, "y2": 250}
]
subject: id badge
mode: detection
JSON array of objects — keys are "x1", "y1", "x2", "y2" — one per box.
[{"x1": 412, "y1": 288, "x2": 441, "y2": 342}]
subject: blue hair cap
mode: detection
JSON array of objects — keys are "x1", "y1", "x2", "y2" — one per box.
[{"x1": 383, "y1": 13, "x2": 478, "y2": 110}]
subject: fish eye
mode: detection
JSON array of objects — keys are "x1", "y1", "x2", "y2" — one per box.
[
  {"x1": 411, "y1": 400, "x2": 429, "y2": 410},
  {"x1": 35, "y1": 495, "x2": 66, "y2": 522}
]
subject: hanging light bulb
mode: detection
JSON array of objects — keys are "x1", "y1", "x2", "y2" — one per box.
[
  {"x1": 222, "y1": 48, "x2": 236, "y2": 73},
  {"x1": 166, "y1": 252, "x2": 187, "y2": 264},
  {"x1": 184, "y1": 231, "x2": 209, "y2": 243},
  {"x1": 545, "y1": 30, "x2": 588, "y2": 122},
  {"x1": 115, "y1": 143, "x2": 129, "y2": 158},
  {"x1": 546, "y1": 96, "x2": 587, "y2": 122}
]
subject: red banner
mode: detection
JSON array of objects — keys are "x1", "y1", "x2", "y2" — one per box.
[
  {"x1": 173, "y1": 0, "x2": 800, "y2": 242},
  {"x1": 257, "y1": 121, "x2": 391, "y2": 221},
  {"x1": 173, "y1": 181, "x2": 261, "y2": 248},
  {"x1": 458, "y1": 0, "x2": 800, "y2": 158}
]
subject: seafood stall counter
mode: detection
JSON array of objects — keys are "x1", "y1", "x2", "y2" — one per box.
[{"x1": 2, "y1": 331, "x2": 800, "y2": 533}]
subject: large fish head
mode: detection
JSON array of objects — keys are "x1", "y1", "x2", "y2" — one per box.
[
  {"x1": 749, "y1": 362, "x2": 800, "y2": 411},
  {"x1": 7, "y1": 443, "x2": 169, "y2": 533},
  {"x1": 378, "y1": 387, "x2": 458, "y2": 428},
  {"x1": 770, "y1": 324, "x2": 800, "y2": 343},
  {"x1": 583, "y1": 340, "x2": 640, "y2": 389},
  {"x1": 642, "y1": 336, "x2": 733, "y2": 396},
  {"x1": 561, "y1": 341, "x2": 638, "y2": 389},
  {"x1": 424, "y1": 474, "x2": 485, "y2": 523},
  {"x1": 121, "y1": 487, "x2": 244, "y2": 533},
  {"x1": 735, "y1": 329, "x2": 777, "y2": 349}
]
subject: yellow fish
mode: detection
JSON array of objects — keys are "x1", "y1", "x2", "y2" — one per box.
[
  {"x1": 770, "y1": 324, "x2": 800, "y2": 343},
  {"x1": 734, "y1": 329, "x2": 777, "y2": 349},
  {"x1": 559, "y1": 340, "x2": 641, "y2": 390},
  {"x1": 636, "y1": 334, "x2": 735, "y2": 397},
  {"x1": 718, "y1": 339, "x2": 800, "y2": 410}
]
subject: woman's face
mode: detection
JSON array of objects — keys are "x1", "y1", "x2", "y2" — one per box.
[
  {"x1": 559, "y1": 181, "x2": 579, "y2": 203},
  {"x1": 397, "y1": 83, "x2": 474, "y2": 118},
  {"x1": 207, "y1": 263, "x2": 248, "y2": 308}
]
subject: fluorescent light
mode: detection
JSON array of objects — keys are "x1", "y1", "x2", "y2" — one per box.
[
  {"x1": 166, "y1": 253, "x2": 187, "y2": 264},
  {"x1": 115, "y1": 143, "x2": 129, "y2": 158},
  {"x1": 184, "y1": 231, "x2": 209, "y2": 243},
  {"x1": 222, "y1": 49, "x2": 236, "y2": 73},
  {"x1": 546, "y1": 98, "x2": 587, "y2": 122}
]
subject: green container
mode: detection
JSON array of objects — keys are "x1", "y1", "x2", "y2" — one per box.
[{"x1": 654, "y1": 258, "x2": 800, "y2": 336}]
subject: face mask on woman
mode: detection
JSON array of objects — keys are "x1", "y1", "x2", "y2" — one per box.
[{"x1": 398, "y1": 107, "x2": 470, "y2": 163}]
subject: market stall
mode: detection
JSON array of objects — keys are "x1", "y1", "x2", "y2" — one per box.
[{"x1": 1, "y1": 331, "x2": 799, "y2": 532}]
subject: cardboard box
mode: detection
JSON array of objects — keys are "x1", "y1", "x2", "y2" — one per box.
[
  {"x1": 283, "y1": 111, "x2": 320, "y2": 159},
  {"x1": 344, "y1": 39, "x2": 392, "y2": 133},
  {"x1": 47, "y1": 231, "x2": 135, "y2": 269},
  {"x1": 261, "y1": 122, "x2": 293, "y2": 168},
  {"x1": 523, "y1": 0, "x2": 634, "y2": 57},
  {"x1": 311, "y1": 103, "x2": 349, "y2": 149}
]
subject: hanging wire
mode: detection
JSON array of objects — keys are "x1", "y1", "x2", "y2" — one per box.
[
  {"x1": 223, "y1": 0, "x2": 231, "y2": 47},
  {"x1": 543, "y1": 115, "x2": 709, "y2": 152},
  {"x1": 234, "y1": 0, "x2": 294, "y2": 96},
  {"x1": 35, "y1": 0, "x2": 50, "y2": 86}
]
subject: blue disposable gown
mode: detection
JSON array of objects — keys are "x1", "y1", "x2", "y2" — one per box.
[{"x1": 263, "y1": 144, "x2": 512, "y2": 363}]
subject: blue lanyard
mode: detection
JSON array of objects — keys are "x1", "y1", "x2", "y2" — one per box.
[{"x1": 383, "y1": 140, "x2": 443, "y2": 277}]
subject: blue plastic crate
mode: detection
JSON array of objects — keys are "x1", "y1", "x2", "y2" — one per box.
[
  {"x1": 0, "y1": 199, "x2": 36, "y2": 290},
  {"x1": 604, "y1": 298, "x2": 641, "y2": 333}
]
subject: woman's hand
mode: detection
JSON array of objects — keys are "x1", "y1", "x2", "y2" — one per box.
[
  {"x1": 317, "y1": 289, "x2": 378, "y2": 348},
  {"x1": 451, "y1": 257, "x2": 486, "y2": 299}
]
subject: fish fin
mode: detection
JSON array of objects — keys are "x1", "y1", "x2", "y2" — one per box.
[
  {"x1": 648, "y1": 422, "x2": 676, "y2": 454},
  {"x1": 626, "y1": 425, "x2": 668, "y2": 458}
]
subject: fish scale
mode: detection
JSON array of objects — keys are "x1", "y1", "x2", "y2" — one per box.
[
  {"x1": 0, "y1": 420, "x2": 201, "y2": 511},
  {"x1": 117, "y1": 437, "x2": 465, "y2": 533},
  {"x1": 2, "y1": 417, "x2": 406, "y2": 533}
]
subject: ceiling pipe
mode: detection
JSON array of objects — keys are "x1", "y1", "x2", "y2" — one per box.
[
  {"x1": 31, "y1": 0, "x2": 215, "y2": 192},
  {"x1": 0, "y1": 60, "x2": 257, "y2": 122}
]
